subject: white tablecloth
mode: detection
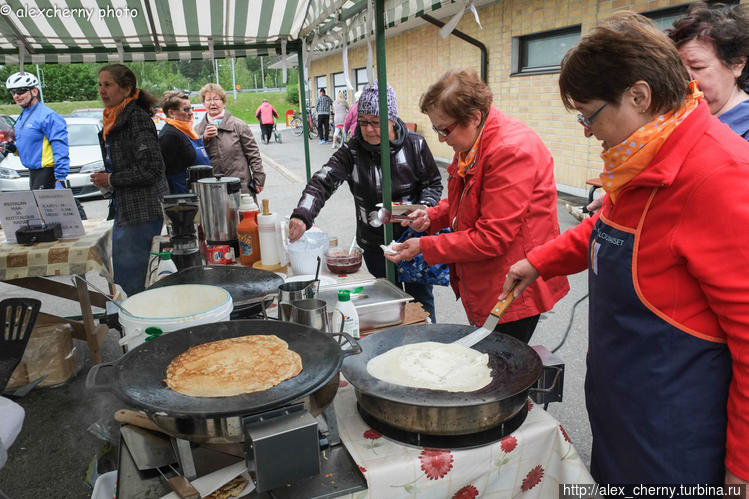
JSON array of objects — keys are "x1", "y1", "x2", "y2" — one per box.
[{"x1": 334, "y1": 382, "x2": 595, "y2": 498}]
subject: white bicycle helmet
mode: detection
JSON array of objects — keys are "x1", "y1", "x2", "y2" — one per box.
[{"x1": 6, "y1": 72, "x2": 39, "y2": 90}]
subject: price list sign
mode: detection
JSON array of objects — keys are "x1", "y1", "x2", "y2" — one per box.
[{"x1": 33, "y1": 189, "x2": 85, "y2": 238}]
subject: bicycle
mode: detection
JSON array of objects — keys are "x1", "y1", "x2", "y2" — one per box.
[{"x1": 289, "y1": 108, "x2": 318, "y2": 139}]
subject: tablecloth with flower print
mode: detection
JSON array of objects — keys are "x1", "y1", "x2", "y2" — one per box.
[{"x1": 334, "y1": 381, "x2": 596, "y2": 498}]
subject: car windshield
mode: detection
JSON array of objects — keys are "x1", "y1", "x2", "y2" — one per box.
[{"x1": 67, "y1": 124, "x2": 100, "y2": 147}]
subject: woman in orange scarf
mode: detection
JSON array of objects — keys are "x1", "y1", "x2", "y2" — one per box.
[
  {"x1": 91, "y1": 64, "x2": 168, "y2": 296},
  {"x1": 501, "y1": 12, "x2": 749, "y2": 487},
  {"x1": 157, "y1": 91, "x2": 211, "y2": 193}
]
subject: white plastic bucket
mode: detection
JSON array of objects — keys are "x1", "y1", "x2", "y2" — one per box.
[{"x1": 117, "y1": 284, "x2": 233, "y2": 351}]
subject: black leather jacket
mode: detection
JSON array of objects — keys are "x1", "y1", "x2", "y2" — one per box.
[{"x1": 291, "y1": 119, "x2": 443, "y2": 251}]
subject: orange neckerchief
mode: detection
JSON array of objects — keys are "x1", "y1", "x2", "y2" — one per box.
[
  {"x1": 157, "y1": 115, "x2": 199, "y2": 139},
  {"x1": 456, "y1": 126, "x2": 484, "y2": 178},
  {"x1": 600, "y1": 81, "x2": 703, "y2": 203},
  {"x1": 102, "y1": 89, "x2": 141, "y2": 141}
]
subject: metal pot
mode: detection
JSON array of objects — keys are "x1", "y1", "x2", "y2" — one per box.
[
  {"x1": 341, "y1": 324, "x2": 543, "y2": 436},
  {"x1": 87, "y1": 320, "x2": 361, "y2": 443},
  {"x1": 196, "y1": 175, "x2": 241, "y2": 244}
]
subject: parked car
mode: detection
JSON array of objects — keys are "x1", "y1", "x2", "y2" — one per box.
[
  {"x1": 0, "y1": 114, "x2": 15, "y2": 151},
  {"x1": 0, "y1": 117, "x2": 105, "y2": 198},
  {"x1": 70, "y1": 108, "x2": 104, "y2": 123}
]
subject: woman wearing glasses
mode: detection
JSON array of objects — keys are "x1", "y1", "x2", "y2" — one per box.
[
  {"x1": 195, "y1": 83, "x2": 264, "y2": 199},
  {"x1": 288, "y1": 82, "x2": 443, "y2": 321},
  {"x1": 386, "y1": 69, "x2": 569, "y2": 343},
  {"x1": 157, "y1": 91, "x2": 211, "y2": 194},
  {"x1": 500, "y1": 13, "x2": 749, "y2": 486}
]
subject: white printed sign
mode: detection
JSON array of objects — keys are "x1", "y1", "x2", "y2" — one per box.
[
  {"x1": 33, "y1": 189, "x2": 85, "y2": 238},
  {"x1": 0, "y1": 189, "x2": 84, "y2": 243},
  {"x1": 0, "y1": 191, "x2": 41, "y2": 243}
]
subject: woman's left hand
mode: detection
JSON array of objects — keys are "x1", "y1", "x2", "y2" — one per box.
[
  {"x1": 255, "y1": 185, "x2": 264, "y2": 194},
  {"x1": 90, "y1": 172, "x2": 111, "y2": 188},
  {"x1": 384, "y1": 238, "x2": 421, "y2": 262}
]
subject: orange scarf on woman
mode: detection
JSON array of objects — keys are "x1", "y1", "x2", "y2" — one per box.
[
  {"x1": 158, "y1": 116, "x2": 199, "y2": 139},
  {"x1": 102, "y1": 89, "x2": 141, "y2": 141},
  {"x1": 600, "y1": 81, "x2": 703, "y2": 203},
  {"x1": 456, "y1": 126, "x2": 485, "y2": 178}
]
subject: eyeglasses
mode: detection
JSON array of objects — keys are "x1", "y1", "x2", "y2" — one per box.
[
  {"x1": 204, "y1": 98, "x2": 223, "y2": 103},
  {"x1": 179, "y1": 106, "x2": 193, "y2": 113},
  {"x1": 358, "y1": 119, "x2": 381, "y2": 129},
  {"x1": 431, "y1": 122, "x2": 457, "y2": 137},
  {"x1": 577, "y1": 103, "x2": 608, "y2": 129},
  {"x1": 10, "y1": 88, "x2": 31, "y2": 96}
]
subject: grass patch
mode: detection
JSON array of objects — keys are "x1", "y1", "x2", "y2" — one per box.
[{"x1": 0, "y1": 92, "x2": 298, "y2": 124}]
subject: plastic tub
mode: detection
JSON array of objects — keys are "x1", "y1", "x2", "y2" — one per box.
[
  {"x1": 286, "y1": 233, "x2": 329, "y2": 275},
  {"x1": 118, "y1": 284, "x2": 233, "y2": 351},
  {"x1": 90, "y1": 470, "x2": 117, "y2": 499}
]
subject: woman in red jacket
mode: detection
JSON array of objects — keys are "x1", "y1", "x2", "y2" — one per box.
[
  {"x1": 501, "y1": 12, "x2": 749, "y2": 486},
  {"x1": 386, "y1": 69, "x2": 569, "y2": 342}
]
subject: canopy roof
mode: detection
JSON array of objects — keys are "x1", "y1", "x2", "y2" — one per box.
[{"x1": 0, "y1": 0, "x2": 460, "y2": 64}]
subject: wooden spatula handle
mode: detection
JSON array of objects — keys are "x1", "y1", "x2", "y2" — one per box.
[
  {"x1": 167, "y1": 476, "x2": 201, "y2": 499},
  {"x1": 490, "y1": 281, "x2": 519, "y2": 318},
  {"x1": 114, "y1": 409, "x2": 162, "y2": 433}
]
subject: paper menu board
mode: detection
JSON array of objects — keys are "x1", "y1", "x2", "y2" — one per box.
[
  {"x1": 0, "y1": 189, "x2": 84, "y2": 243},
  {"x1": 0, "y1": 191, "x2": 41, "y2": 243},
  {"x1": 32, "y1": 189, "x2": 85, "y2": 238}
]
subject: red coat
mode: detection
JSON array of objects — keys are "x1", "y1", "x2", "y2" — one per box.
[
  {"x1": 528, "y1": 101, "x2": 749, "y2": 480},
  {"x1": 420, "y1": 107, "x2": 569, "y2": 326},
  {"x1": 255, "y1": 102, "x2": 278, "y2": 125}
]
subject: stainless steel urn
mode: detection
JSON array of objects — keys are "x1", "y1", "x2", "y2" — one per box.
[{"x1": 196, "y1": 176, "x2": 242, "y2": 246}]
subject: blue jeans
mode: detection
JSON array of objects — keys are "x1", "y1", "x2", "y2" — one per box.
[
  {"x1": 112, "y1": 218, "x2": 163, "y2": 296},
  {"x1": 363, "y1": 249, "x2": 436, "y2": 322}
]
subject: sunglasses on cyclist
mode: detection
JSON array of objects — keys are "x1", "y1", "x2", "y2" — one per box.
[{"x1": 10, "y1": 87, "x2": 31, "y2": 96}]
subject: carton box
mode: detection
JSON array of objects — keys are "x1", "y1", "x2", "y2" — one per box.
[{"x1": 5, "y1": 318, "x2": 76, "y2": 391}]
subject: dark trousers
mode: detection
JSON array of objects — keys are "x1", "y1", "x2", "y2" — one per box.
[
  {"x1": 317, "y1": 114, "x2": 330, "y2": 141},
  {"x1": 112, "y1": 217, "x2": 164, "y2": 296},
  {"x1": 363, "y1": 249, "x2": 436, "y2": 322},
  {"x1": 29, "y1": 168, "x2": 88, "y2": 220},
  {"x1": 492, "y1": 314, "x2": 540, "y2": 344},
  {"x1": 260, "y1": 123, "x2": 274, "y2": 143}
]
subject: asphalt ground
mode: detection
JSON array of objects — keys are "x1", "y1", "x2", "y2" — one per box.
[{"x1": 0, "y1": 124, "x2": 592, "y2": 498}]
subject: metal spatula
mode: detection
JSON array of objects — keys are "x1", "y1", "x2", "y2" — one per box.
[{"x1": 453, "y1": 282, "x2": 518, "y2": 348}]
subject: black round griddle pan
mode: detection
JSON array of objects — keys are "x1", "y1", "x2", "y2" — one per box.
[
  {"x1": 87, "y1": 320, "x2": 360, "y2": 418},
  {"x1": 342, "y1": 323, "x2": 542, "y2": 407}
]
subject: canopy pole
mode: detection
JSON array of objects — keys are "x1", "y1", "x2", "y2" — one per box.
[
  {"x1": 297, "y1": 46, "x2": 312, "y2": 182},
  {"x1": 374, "y1": 0, "x2": 395, "y2": 283}
]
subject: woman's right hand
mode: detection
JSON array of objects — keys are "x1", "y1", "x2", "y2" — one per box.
[
  {"x1": 203, "y1": 125, "x2": 218, "y2": 141},
  {"x1": 288, "y1": 218, "x2": 306, "y2": 243},
  {"x1": 499, "y1": 259, "x2": 540, "y2": 300},
  {"x1": 405, "y1": 209, "x2": 430, "y2": 232}
]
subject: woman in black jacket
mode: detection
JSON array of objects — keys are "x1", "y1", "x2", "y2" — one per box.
[
  {"x1": 158, "y1": 90, "x2": 211, "y2": 193},
  {"x1": 289, "y1": 82, "x2": 443, "y2": 320},
  {"x1": 90, "y1": 64, "x2": 168, "y2": 296}
]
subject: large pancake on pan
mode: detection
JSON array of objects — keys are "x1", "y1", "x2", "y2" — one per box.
[{"x1": 164, "y1": 335, "x2": 303, "y2": 397}]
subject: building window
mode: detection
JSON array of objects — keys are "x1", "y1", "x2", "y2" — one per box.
[
  {"x1": 511, "y1": 26, "x2": 581, "y2": 76},
  {"x1": 645, "y1": 0, "x2": 738, "y2": 31},
  {"x1": 333, "y1": 72, "x2": 348, "y2": 101},
  {"x1": 315, "y1": 75, "x2": 327, "y2": 95},
  {"x1": 355, "y1": 67, "x2": 368, "y2": 92}
]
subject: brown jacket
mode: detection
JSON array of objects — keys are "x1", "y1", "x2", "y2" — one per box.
[{"x1": 196, "y1": 110, "x2": 265, "y2": 194}]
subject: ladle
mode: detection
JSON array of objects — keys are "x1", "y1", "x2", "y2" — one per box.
[
  {"x1": 367, "y1": 207, "x2": 412, "y2": 228},
  {"x1": 72, "y1": 275, "x2": 135, "y2": 316}
]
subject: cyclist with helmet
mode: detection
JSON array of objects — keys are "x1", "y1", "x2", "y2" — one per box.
[{"x1": 6, "y1": 71, "x2": 72, "y2": 192}]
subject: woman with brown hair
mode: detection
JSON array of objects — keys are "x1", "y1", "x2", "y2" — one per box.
[
  {"x1": 158, "y1": 90, "x2": 211, "y2": 193},
  {"x1": 386, "y1": 69, "x2": 569, "y2": 343},
  {"x1": 90, "y1": 64, "x2": 168, "y2": 296},
  {"x1": 501, "y1": 12, "x2": 749, "y2": 486}
]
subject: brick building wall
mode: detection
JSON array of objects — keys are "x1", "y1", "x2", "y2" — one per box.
[{"x1": 307, "y1": 0, "x2": 747, "y2": 197}]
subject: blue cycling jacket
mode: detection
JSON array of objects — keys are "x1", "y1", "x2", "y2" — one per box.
[{"x1": 14, "y1": 102, "x2": 69, "y2": 180}]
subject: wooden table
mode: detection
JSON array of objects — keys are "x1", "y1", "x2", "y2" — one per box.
[{"x1": 0, "y1": 219, "x2": 115, "y2": 364}]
